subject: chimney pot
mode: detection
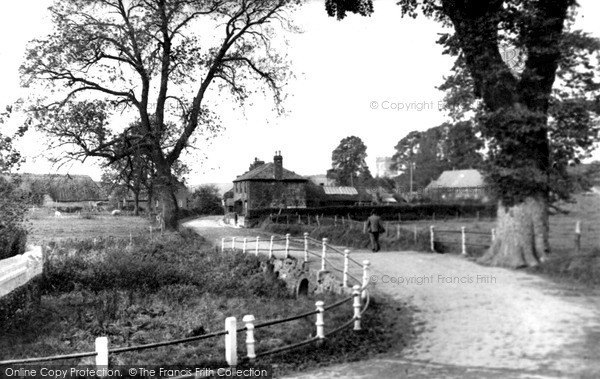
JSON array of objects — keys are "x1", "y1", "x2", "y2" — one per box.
[{"x1": 274, "y1": 151, "x2": 283, "y2": 180}]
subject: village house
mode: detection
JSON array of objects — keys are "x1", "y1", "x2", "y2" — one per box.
[
  {"x1": 425, "y1": 169, "x2": 488, "y2": 201},
  {"x1": 232, "y1": 152, "x2": 308, "y2": 215}
]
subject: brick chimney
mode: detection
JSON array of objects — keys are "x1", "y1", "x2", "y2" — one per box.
[{"x1": 274, "y1": 151, "x2": 283, "y2": 180}]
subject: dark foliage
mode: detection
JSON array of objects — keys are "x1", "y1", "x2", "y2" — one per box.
[
  {"x1": 0, "y1": 176, "x2": 29, "y2": 260},
  {"x1": 247, "y1": 203, "x2": 496, "y2": 224},
  {"x1": 189, "y1": 185, "x2": 223, "y2": 216}
]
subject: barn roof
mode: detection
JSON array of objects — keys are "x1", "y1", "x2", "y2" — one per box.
[
  {"x1": 16, "y1": 173, "x2": 106, "y2": 202},
  {"x1": 233, "y1": 162, "x2": 307, "y2": 182},
  {"x1": 427, "y1": 169, "x2": 484, "y2": 189}
]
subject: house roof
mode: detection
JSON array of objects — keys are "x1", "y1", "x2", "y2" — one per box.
[
  {"x1": 323, "y1": 186, "x2": 359, "y2": 195},
  {"x1": 15, "y1": 173, "x2": 106, "y2": 202},
  {"x1": 427, "y1": 169, "x2": 484, "y2": 189},
  {"x1": 233, "y1": 162, "x2": 307, "y2": 182}
]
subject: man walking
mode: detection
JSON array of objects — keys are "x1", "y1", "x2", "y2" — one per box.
[{"x1": 366, "y1": 209, "x2": 385, "y2": 252}]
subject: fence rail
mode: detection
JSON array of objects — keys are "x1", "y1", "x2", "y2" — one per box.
[
  {"x1": 1, "y1": 234, "x2": 371, "y2": 371},
  {"x1": 429, "y1": 219, "x2": 591, "y2": 255}
]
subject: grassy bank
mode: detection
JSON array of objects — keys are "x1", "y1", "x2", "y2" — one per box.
[
  {"x1": 28, "y1": 209, "x2": 155, "y2": 244},
  {"x1": 3, "y1": 223, "x2": 413, "y2": 376}
]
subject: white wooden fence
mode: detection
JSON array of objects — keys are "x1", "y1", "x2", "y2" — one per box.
[{"x1": 0, "y1": 246, "x2": 43, "y2": 298}]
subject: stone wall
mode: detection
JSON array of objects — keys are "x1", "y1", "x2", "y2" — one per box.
[{"x1": 264, "y1": 256, "x2": 349, "y2": 297}]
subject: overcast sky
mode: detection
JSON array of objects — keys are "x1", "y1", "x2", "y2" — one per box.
[{"x1": 1, "y1": 0, "x2": 599, "y2": 185}]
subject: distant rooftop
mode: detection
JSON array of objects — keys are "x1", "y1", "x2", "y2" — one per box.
[
  {"x1": 234, "y1": 162, "x2": 306, "y2": 182},
  {"x1": 427, "y1": 169, "x2": 484, "y2": 188},
  {"x1": 323, "y1": 186, "x2": 358, "y2": 195}
]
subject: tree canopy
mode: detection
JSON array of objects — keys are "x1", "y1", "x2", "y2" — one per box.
[
  {"x1": 21, "y1": 0, "x2": 301, "y2": 228},
  {"x1": 327, "y1": 136, "x2": 372, "y2": 186},
  {"x1": 392, "y1": 121, "x2": 484, "y2": 189}
]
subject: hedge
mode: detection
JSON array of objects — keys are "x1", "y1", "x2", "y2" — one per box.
[
  {"x1": 246, "y1": 203, "x2": 496, "y2": 224},
  {"x1": 0, "y1": 276, "x2": 42, "y2": 332}
]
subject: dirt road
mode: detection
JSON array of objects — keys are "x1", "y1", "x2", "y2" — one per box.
[{"x1": 185, "y1": 217, "x2": 600, "y2": 379}]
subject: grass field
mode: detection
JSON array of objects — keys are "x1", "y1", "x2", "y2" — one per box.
[{"x1": 27, "y1": 210, "x2": 156, "y2": 244}]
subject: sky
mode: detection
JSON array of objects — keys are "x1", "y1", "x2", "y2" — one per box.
[{"x1": 1, "y1": 0, "x2": 599, "y2": 185}]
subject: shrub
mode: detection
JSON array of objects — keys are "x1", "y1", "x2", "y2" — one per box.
[
  {"x1": 246, "y1": 203, "x2": 497, "y2": 226},
  {"x1": 0, "y1": 175, "x2": 28, "y2": 260},
  {"x1": 56, "y1": 206, "x2": 83, "y2": 213},
  {"x1": 42, "y1": 233, "x2": 290, "y2": 299}
]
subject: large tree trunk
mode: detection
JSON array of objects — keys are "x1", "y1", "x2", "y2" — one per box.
[
  {"x1": 480, "y1": 196, "x2": 549, "y2": 268},
  {"x1": 155, "y1": 160, "x2": 179, "y2": 230},
  {"x1": 133, "y1": 189, "x2": 140, "y2": 216}
]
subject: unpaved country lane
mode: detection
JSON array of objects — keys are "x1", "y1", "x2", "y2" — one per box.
[
  {"x1": 184, "y1": 217, "x2": 600, "y2": 378},
  {"x1": 288, "y1": 251, "x2": 600, "y2": 379}
]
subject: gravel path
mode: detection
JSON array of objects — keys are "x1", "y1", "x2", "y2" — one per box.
[{"x1": 184, "y1": 217, "x2": 600, "y2": 379}]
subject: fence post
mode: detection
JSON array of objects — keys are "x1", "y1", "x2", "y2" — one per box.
[
  {"x1": 491, "y1": 228, "x2": 496, "y2": 242},
  {"x1": 343, "y1": 249, "x2": 350, "y2": 287},
  {"x1": 242, "y1": 315, "x2": 256, "y2": 362},
  {"x1": 225, "y1": 317, "x2": 237, "y2": 366},
  {"x1": 269, "y1": 236, "x2": 274, "y2": 259},
  {"x1": 430, "y1": 226, "x2": 435, "y2": 252},
  {"x1": 361, "y1": 260, "x2": 370, "y2": 300},
  {"x1": 575, "y1": 220, "x2": 581, "y2": 252},
  {"x1": 396, "y1": 224, "x2": 400, "y2": 240},
  {"x1": 321, "y1": 238, "x2": 328, "y2": 271},
  {"x1": 304, "y1": 232, "x2": 309, "y2": 262},
  {"x1": 334, "y1": 215, "x2": 337, "y2": 226},
  {"x1": 95, "y1": 337, "x2": 108, "y2": 374},
  {"x1": 255, "y1": 236, "x2": 260, "y2": 256},
  {"x1": 221, "y1": 238, "x2": 225, "y2": 253},
  {"x1": 298, "y1": 214, "x2": 301, "y2": 224},
  {"x1": 315, "y1": 301, "x2": 325, "y2": 340},
  {"x1": 352, "y1": 285, "x2": 362, "y2": 331},
  {"x1": 316, "y1": 215, "x2": 320, "y2": 227},
  {"x1": 461, "y1": 226, "x2": 467, "y2": 256},
  {"x1": 285, "y1": 233, "x2": 290, "y2": 259},
  {"x1": 386, "y1": 221, "x2": 390, "y2": 237},
  {"x1": 242, "y1": 238, "x2": 247, "y2": 254},
  {"x1": 363, "y1": 221, "x2": 367, "y2": 234},
  {"x1": 413, "y1": 225, "x2": 417, "y2": 244},
  {"x1": 231, "y1": 237, "x2": 237, "y2": 252}
]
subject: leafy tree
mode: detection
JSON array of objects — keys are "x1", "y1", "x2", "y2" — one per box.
[
  {"x1": 248, "y1": 158, "x2": 266, "y2": 171},
  {"x1": 189, "y1": 184, "x2": 223, "y2": 215},
  {"x1": 21, "y1": 0, "x2": 300, "y2": 229},
  {"x1": 327, "y1": 136, "x2": 372, "y2": 186},
  {"x1": 392, "y1": 122, "x2": 483, "y2": 192},
  {"x1": 440, "y1": 121, "x2": 485, "y2": 170},
  {"x1": 328, "y1": 0, "x2": 600, "y2": 267},
  {"x1": 0, "y1": 106, "x2": 28, "y2": 259},
  {"x1": 0, "y1": 106, "x2": 22, "y2": 173},
  {"x1": 101, "y1": 157, "x2": 148, "y2": 215}
]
